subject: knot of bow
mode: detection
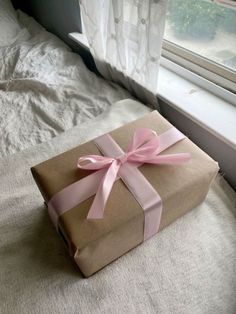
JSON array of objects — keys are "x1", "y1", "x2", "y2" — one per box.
[{"x1": 77, "y1": 128, "x2": 190, "y2": 219}]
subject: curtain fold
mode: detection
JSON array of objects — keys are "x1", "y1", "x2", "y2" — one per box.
[{"x1": 80, "y1": 0, "x2": 167, "y2": 106}]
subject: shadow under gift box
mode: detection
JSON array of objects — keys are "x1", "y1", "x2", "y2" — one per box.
[{"x1": 31, "y1": 111, "x2": 219, "y2": 277}]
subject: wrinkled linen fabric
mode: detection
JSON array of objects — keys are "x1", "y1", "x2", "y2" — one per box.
[
  {"x1": 0, "y1": 9, "x2": 131, "y2": 157},
  {"x1": 0, "y1": 100, "x2": 235, "y2": 314},
  {"x1": 0, "y1": 0, "x2": 26, "y2": 46}
]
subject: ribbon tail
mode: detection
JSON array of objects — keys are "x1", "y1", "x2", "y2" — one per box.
[
  {"x1": 87, "y1": 160, "x2": 120, "y2": 219},
  {"x1": 146, "y1": 153, "x2": 191, "y2": 165}
]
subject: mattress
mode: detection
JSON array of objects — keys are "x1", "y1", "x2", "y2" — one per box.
[
  {"x1": 0, "y1": 8, "x2": 131, "y2": 158},
  {"x1": 0, "y1": 99, "x2": 235, "y2": 314}
]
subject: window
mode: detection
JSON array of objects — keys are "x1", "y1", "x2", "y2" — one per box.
[{"x1": 163, "y1": 0, "x2": 236, "y2": 92}]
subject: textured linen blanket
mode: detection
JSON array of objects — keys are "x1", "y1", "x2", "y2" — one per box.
[
  {"x1": 0, "y1": 101, "x2": 235, "y2": 314},
  {"x1": 0, "y1": 9, "x2": 130, "y2": 158}
]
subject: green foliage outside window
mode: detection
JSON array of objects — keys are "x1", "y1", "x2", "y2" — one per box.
[
  {"x1": 168, "y1": 0, "x2": 236, "y2": 40},
  {"x1": 221, "y1": 8, "x2": 236, "y2": 33}
]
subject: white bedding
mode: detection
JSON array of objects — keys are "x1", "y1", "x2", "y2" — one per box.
[
  {"x1": 0, "y1": 100, "x2": 235, "y2": 314},
  {"x1": 0, "y1": 9, "x2": 131, "y2": 157}
]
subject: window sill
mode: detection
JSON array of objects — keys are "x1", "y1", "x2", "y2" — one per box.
[
  {"x1": 69, "y1": 32, "x2": 236, "y2": 150},
  {"x1": 69, "y1": 32, "x2": 89, "y2": 51},
  {"x1": 158, "y1": 59, "x2": 236, "y2": 150}
]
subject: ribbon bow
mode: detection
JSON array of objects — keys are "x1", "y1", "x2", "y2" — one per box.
[{"x1": 78, "y1": 128, "x2": 190, "y2": 220}]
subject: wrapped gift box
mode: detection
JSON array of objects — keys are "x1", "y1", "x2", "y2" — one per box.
[{"x1": 31, "y1": 111, "x2": 219, "y2": 277}]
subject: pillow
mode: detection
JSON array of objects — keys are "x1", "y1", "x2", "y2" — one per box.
[{"x1": 0, "y1": 0, "x2": 23, "y2": 46}]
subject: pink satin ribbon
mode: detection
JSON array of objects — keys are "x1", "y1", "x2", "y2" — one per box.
[{"x1": 48, "y1": 127, "x2": 190, "y2": 241}]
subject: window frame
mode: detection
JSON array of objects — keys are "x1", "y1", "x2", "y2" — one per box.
[
  {"x1": 163, "y1": 0, "x2": 236, "y2": 93},
  {"x1": 162, "y1": 40, "x2": 236, "y2": 93}
]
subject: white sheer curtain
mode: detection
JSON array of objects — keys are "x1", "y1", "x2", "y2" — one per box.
[{"x1": 80, "y1": 0, "x2": 167, "y2": 106}]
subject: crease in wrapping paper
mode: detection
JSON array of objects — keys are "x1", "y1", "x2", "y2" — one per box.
[{"x1": 31, "y1": 111, "x2": 219, "y2": 277}]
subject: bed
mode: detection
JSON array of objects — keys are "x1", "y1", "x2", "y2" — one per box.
[
  {"x1": 0, "y1": 1, "x2": 236, "y2": 313},
  {"x1": 0, "y1": 2, "x2": 131, "y2": 157}
]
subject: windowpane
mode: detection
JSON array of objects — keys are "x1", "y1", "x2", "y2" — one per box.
[{"x1": 164, "y1": 0, "x2": 236, "y2": 71}]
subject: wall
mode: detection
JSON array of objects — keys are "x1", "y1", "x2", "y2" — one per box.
[{"x1": 12, "y1": 0, "x2": 82, "y2": 45}]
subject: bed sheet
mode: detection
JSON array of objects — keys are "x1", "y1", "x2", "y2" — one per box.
[
  {"x1": 0, "y1": 10, "x2": 131, "y2": 157},
  {"x1": 0, "y1": 100, "x2": 235, "y2": 314}
]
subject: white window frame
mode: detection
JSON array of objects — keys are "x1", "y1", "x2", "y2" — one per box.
[
  {"x1": 163, "y1": 0, "x2": 236, "y2": 94},
  {"x1": 162, "y1": 40, "x2": 236, "y2": 93}
]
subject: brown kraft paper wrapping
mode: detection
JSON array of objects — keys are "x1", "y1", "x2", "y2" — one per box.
[{"x1": 31, "y1": 111, "x2": 219, "y2": 277}]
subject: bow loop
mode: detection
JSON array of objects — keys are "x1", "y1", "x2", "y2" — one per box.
[
  {"x1": 126, "y1": 128, "x2": 157, "y2": 152},
  {"x1": 127, "y1": 136, "x2": 160, "y2": 158},
  {"x1": 77, "y1": 155, "x2": 114, "y2": 170},
  {"x1": 77, "y1": 128, "x2": 190, "y2": 220}
]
